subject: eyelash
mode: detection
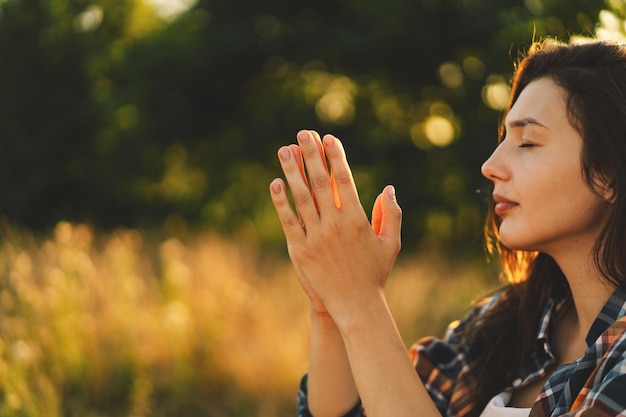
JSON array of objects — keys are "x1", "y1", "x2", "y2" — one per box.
[{"x1": 518, "y1": 142, "x2": 536, "y2": 148}]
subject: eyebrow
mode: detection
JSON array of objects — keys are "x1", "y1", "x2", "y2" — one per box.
[{"x1": 506, "y1": 117, "x2": 549, "y2": 129}]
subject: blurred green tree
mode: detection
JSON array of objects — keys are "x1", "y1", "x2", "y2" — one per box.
[{"x1": 0, "y1": 0, "x2": 612, "y2": 256}]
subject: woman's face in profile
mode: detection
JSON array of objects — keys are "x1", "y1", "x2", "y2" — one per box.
[{"x1": 481, "y1": 76, "x2": 612, "y2": 256}]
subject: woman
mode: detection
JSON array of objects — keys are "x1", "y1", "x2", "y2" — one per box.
[{"x1": 269, "y1": 39, "x2": 626, "y2": 417}]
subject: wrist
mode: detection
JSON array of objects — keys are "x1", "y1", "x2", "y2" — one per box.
[
  {"x1": 310, "y1": 308, "x2": 344, "y2": 349},
  {"x1": 333, "y1": 290, "x2": 390, "y2": 338}
]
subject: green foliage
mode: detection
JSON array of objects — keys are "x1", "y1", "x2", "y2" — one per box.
[{"x1": 0, "y1": 0, "x2": 612, "y2": 256}]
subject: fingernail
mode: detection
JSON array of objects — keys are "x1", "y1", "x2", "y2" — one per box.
[
  {"x1": 278, "y1": 146, "x2": 291, "y2": 161},
  {"x1": 270, "y1": 179, "x2": 282, "y2": 194},
  {"x1": 388, "y1": 185, "x2": 396, "y2": 199},
  {"x1": 298, "y1": 131, "x2": 310, "y2": 145},
  {"x1": 323, "y1": 135, "x2": 335, "y2": 147}
]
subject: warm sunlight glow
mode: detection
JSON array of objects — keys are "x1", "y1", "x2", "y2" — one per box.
[{"x1": 0, "y1": 221, "x2": 491, "y2": 415}]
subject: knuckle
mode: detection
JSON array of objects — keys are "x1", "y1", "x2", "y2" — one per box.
[
  {"x1": 293, "y1": 190, "x2": 312, "y2": 205},
  {"x1": 282, "y1": 215, "x2": 301, "y2": 231},
  {"x1": 309, "y1": 174, "x2": 329, "y2": 190},
  {"x1": 323, "y1": 213, "x2": 366, "y2": 236},
  {"x1": 333, "y1": 170, "x2": 352, "y2": 186}
]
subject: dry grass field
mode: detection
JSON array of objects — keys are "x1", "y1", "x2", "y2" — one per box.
[{"x1": 0, "y1": 221, "x2": 497, "y2": 416}]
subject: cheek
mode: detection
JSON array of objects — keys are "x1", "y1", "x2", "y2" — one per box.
[
  {"x1": 497, "y1": 175, "x2": 600, "y2": 250},
  {"x1": 529, "y1": 161, "x2": 586, "y2": 209}
]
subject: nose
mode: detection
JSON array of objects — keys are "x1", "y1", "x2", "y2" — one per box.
[{"x1": 481, "y1": 142, "x2": 508, "y2": 182}]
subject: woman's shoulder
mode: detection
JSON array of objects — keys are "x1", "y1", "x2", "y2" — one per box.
[
  {"x1": 445, "y1": 285, "x2": 515, "y2": 334},
  {"x1": 410, "y1": 286, "x2": 514, "y2": 355},
  {"x1": 473, "y1": 286, "x2": 513, "y2": 314}
]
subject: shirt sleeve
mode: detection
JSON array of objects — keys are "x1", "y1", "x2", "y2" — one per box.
[{"x1": 296, "y1": 374, "x2": 364, "y2": 417}]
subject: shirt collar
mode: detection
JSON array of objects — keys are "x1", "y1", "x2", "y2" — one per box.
[
  {"x1": 535, "y1": 295, "x2": 571, "y2": 344},
  {"x1": 585, "y1": 287, "x2": 626, "y2": 346}
]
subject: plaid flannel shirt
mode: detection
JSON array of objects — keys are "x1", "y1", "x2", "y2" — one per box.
[{"x1": 296, "y1": 288, "x2": 626, "y2": 417}]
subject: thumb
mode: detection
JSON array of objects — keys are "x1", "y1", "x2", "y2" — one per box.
[{"x1": 378, "y1": 185, "x2": 402, "y2": 245}]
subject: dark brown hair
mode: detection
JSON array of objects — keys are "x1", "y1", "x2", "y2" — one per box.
[{"x1": 464, "y1": 39, "x2": 626, "y2": 416}]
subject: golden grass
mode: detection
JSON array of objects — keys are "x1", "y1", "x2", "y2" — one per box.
[{"x1": 0, "y1": 221, "x2": 497, "y2": 416}]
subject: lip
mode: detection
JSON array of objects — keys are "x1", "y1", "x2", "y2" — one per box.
[{"x1": 493, "y1": 193, "x2": 518, "y2": 216}]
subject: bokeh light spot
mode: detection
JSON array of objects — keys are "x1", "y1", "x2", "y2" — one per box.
[
  {"x1": 116, "y1": 105, "x2": 139, "y2": 131},
  {"x1": 315, "y1": 91, "x2": 355, "y2": 125},
  {"x1": 595, "y1": 10, "x2": 626, "y2": 42},
  {"x1": 462, "y1": 56, "x2": 485, "y2": 80},
  {"x1": 307, "y1": 73, "x2": 357, "y2": 125},
  {"x1": 146, "y1": 0, "x2": 198, "y2": 22},
  {"x1": 481, "y1": 76, "x2": 511, "y2": 110},
  {"x1": 438, "y1": 62, "x2": 464, "y2": 89},
  {"x1": 424, "y1": 115, "x2": 455, "y2": 147},
  {"x1": 74, "y1": 5, "x2": 103, "y2": 33},
  {"x1": 524, "y1": 0, "x2": 544, "y2": 15}
]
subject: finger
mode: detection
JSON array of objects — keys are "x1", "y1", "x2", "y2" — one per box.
[
  {"x1": 269, "y1": 178, "x2": 306, "y2": 241},
  {"x1": 304, "y1": 131, "x2": 329, "y2": 211},
  {"x1": 296, "y1": 130, "x2": 337, "y2": 212},
  {"x1": 290, "y1": 144, "x2": 320, "y2": 213},
  {"x1": 378, "y1": 185, "x2": 402, "y2": 250},
  {"x1": 308, "y1": 130, "x2": 327, "y2": 162},
  {"x1": 290, "y1": 144, "x2": 306, "y2": 185},
  {"x1": 278, "y1": 145, "x2": 320, "y2": 225},
  {"x1": 371, "y1": 192, "x2": 384, "y2": 235},
  {"x1": 322, "y1": 134, "x2": 362, "y2": 212}
]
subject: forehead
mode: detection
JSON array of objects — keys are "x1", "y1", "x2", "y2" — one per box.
[{"x1": 505, "y1": 77, "x2": 568, "y2": 126}]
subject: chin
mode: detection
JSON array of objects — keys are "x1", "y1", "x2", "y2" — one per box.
[{"x1": 498, "y1": 233, "x2": 537, "y2": 252}]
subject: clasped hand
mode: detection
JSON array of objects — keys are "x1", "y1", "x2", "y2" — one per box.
[{"x1": 269, "y1": 130, "x2": 403, "y2": 328}]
